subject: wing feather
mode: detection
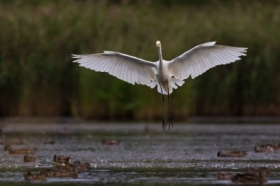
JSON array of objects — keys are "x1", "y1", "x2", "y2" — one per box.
[
  {"x1": 168, "y1": 42, "x2": 247, "y2": 79},
  {"x1": 72, "y1": 51, "x2": 157, "y2": 85}
]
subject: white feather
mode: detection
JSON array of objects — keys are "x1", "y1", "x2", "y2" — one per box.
[
  {"x1": 72, "y1": 52, "x2": 157, "y2": 85},
  {"x1": 168, "y1": 42, "x2": 247, "y2": 80},
  {"x1": 72, "y1": 41, "x2": 247, "y2": 95}
]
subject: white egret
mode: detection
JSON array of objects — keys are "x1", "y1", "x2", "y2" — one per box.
[{"x1": 72, "y1": 41, "x2": 247, "y2": 130}]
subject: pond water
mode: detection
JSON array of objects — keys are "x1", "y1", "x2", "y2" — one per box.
[{"x1": 0, "y1": 121, "x2": 280, "y2": 185}]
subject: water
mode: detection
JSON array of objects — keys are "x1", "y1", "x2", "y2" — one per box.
[{"x1": 0, "y1": 122, "x2": 280, "y2": 185}]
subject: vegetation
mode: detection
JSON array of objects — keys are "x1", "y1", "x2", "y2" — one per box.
[{"x1": 1, "y1": 0, "x2": 280, "y2": 120}]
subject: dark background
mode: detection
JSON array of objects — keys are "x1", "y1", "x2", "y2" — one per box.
[{"x1": 1, "y1": 0, "x2": 280, "y2": 121}]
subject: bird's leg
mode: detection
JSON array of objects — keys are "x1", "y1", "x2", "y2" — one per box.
[
  {"x1": 162, "y1": 93, "x2": 166, "y2": 131},
  {"x1": 159, "y1": 84, "x2": 166, "y2": 130},
  {"x1": 167, "y1": 82, "x2": 173, "y2": 129}
]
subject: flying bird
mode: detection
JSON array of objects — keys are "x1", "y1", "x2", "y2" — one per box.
[{"x1": 72, "y1": 41, "x2": 247, "y2": 130}]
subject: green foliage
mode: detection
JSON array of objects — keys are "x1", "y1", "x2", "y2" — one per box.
[{"x1": 1, "y1": 0, "x2": 280, "y2": 119}]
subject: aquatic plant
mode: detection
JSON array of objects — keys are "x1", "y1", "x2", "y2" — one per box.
[{"x1": 1, "y1": 1, "x2": 280, "y2": 119}]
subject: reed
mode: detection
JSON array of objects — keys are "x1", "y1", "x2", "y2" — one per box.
[{"x1": 1, "y1": 1, "x2": 280, "y2": 119}]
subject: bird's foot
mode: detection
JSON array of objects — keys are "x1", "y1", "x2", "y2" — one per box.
[
  {"x1": 167, "y1": 114, "x2": 173, "y2": 129},
  {"x1": 162, "y1": 118, "x2": 166, "y2": 131},
  {"x1": 162, "y1": 115, "x2": 173, "y2": 131}
]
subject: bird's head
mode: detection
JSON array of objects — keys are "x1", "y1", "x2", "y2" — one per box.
[
  {"x1": 156, "y1": 40, "x2": 161, "y2": 47},
  {"x1": 217, "y1": 151, "x2": 223, "y2": 157},
  {"x1": 4, "y1": 144, "x2": 12, "y2": 151}
]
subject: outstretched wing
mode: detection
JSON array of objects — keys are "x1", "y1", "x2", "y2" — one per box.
[
  {"x1": 72, "y1": 51, "x2": 157, "y2": 85},
  {"x1": 168, "y1": 42, "x2": 247, "y2": 80}
]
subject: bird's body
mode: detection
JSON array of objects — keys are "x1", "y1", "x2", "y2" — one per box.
[
  {"x1": 217, "y1": 172, "x2": 236, "y2": 180},
  {"x1": 217, "y1": 167, "x2": 259, "y2": 180},
  {"x1": 254, "y1": 145, "x2": 275, "y2": 153},
  {"x1": 24, "y1": 171, "x2": 46, "y2": 182},
  {"x1": 4, "y1": 145, "x2": 37, "y2": 155},
  {"x1": 73, "y1": 41, "x2": 247, "y2": 95},
  {"x1": 231, "y1": 167, "x2": 270, "y2": 183},
  {"x1": 24, "y1": 155, "x2": 37, "y2": 162},
  {"x1": 217, "y1": 150, "x2": 248, "y2": 158},
  {"x1": 73, "y1": 41, "x2": 247, "y2": 129},
  {"x1": 157, "y1": 61, "x2": 170, "y2": 93}
]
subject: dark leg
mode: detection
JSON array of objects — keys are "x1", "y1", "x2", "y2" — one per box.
[
  {"x1": 167, "y1": 82, "x2": 173, "y2": 129},
  {"x1": 159, "y1": 84, "x2": 166, "y2": 130}
]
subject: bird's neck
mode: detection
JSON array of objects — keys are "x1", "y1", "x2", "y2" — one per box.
[{"x1": 158, "y1": 47, "x2": 163, "y2": 69}]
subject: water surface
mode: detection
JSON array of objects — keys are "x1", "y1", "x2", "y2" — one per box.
[{"x1": 0, "y1": 122, "x2": 280, "y2": 185}]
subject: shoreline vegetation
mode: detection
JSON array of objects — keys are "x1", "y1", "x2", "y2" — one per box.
[{"x1": 1, "y1": 1, "x2": 280, "y2": 121}]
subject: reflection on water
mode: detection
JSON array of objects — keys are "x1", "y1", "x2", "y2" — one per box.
[{"x1": 0, "y1": 122, "x2": 280, "y2": 185}]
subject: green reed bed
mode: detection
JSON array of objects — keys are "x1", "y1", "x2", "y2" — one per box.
[{"x1": 1, "y1": 1, "x2": 280, "y2": 119}]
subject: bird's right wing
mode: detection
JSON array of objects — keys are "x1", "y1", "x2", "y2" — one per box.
[
  {"x1": 168, "y1": 42, "x2": 247, "y2": 80},
  {"x1": 72, "y1": 51, "x2": 157, "y2": 85}
]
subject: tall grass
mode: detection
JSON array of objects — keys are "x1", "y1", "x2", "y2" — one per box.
[{"x1": 1, "y1": 1, "x2": 280, "y2": 120}]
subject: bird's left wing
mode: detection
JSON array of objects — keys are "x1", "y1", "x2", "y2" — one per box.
[
  {"x1": 72, "y1": 51, "x2": 157, "y2": 85},
  {"x1": 168, "y1": 42, "x2": 247, "y2": 80}
]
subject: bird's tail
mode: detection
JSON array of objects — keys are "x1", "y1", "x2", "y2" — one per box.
[
  {"x1": 170, "y1": 78, "x2": 185, "y2": 90},
  {"x1": 147, "y1": 80, "x2": 168, "y2": 94},
  {"x1": 147, "y1": 78, "x2": 184, "y2": 95}
]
